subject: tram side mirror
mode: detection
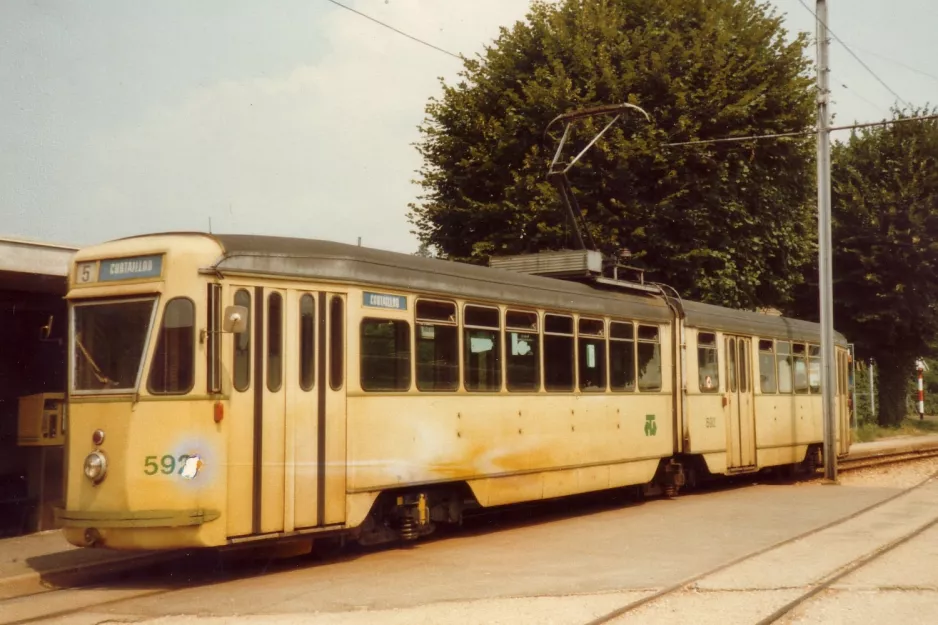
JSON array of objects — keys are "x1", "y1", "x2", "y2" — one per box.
[{"x1": 222, "y1": 305, "x2": 248, "y2": 334}]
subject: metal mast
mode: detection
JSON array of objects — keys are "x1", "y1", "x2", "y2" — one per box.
[{"x1": 816, "y1": 0, "x2": 837, "y2": 481}]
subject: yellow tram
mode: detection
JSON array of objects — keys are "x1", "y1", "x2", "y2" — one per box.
[{"x1": 57, "y1": 233, "x2": 852, "y2": 550}]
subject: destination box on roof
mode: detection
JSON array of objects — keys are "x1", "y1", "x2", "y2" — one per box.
[{"x1": 99, "y1": 255, "x2": 164, "y2": 282}]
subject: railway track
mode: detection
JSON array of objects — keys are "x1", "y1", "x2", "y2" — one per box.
[
  {"x1": 584, "y1": 462, "x2": 938, "y2": 625},
  {"x1": 754, "y1": 510, "x2": 938, "y2": 624},
  {"x1": 838, "y1": 446, "x2": 938, "y2": 471}
]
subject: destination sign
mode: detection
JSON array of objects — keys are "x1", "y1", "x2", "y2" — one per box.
[
  {"x1": 99, "y1": 255, "x2": 164, "y2": 282},
  {"x1": 363, "y1": 291, "x2": 407, "y2": 311}
]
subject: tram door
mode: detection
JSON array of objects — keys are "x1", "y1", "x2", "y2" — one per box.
[
  {"x1": 225, "y1": 285, "x2": 287, "y2": 536},
  {"x1": 226, "y1": 286, "x2": 347, "y2": 538},
  {"x1": 836, "y1": 350, "x2": 852, "y2": 454},
  {"x1": 725, "y1": 336, "x2": 756, "y2": 469},
  {"x1": 287, "y1": 291, "x2": 347, "y2": 530}
]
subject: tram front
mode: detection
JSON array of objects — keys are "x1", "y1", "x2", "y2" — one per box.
[{"x1": 57, "y1": 234, "x2": 230, "y2": 550}]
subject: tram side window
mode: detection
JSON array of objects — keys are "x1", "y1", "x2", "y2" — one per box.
[
  {"x1": 149, "y1": 298, "x2": 196, "y2": 394},
  {"x1": 776, "y1": 341, "x2": 793, "y2": 393},
  {"x1": 464, "y1": 305, "x2": 501, "y2": 391},
  {"x1": 793, "y1": 343, "x2": 809, "y2": 394},
  {"x1": 845, "y1": 352, "x2": 852, "y2": 395},
  {"x1": 726, "y1": 337, "x2": 737, "y2": 393},
  {"x1": 759, "y1": 340, "x2": 777, "y2": 393},
  {"x1": 416, "y1": 300, "x2": 458, "y2": 391},
  {"x1": 360, "y1": 318, "x2": 411, "y2": 391},
  {"x1": 578, "y1": 318, "x2": 606, "y2": 392},
  {"x1": 808, "y1": 344, "x2": 821, "y2": 393},
  {"x1": 267, "y1": 292, "x2": 284, "y2": 392},
  {"x1": 329, "y1": 296, "x2": 344, "y2": 390},
  {"x1": 839, "y1": 351, "x2": 848, "y2": 395},
  {"x1": 544, "y1": 314, "x2": 574, "y2": 391},
  {"x1": 697, "y1": 331, "x2": 719, "y2": 392},
  {"x1": 299, "y1": 294, "x2": 315, "y2": 391},
  {"x1": 839, "y1": 352, "x2": 846, "y2": 395},
  {"x1": 836, "y1": 352, "x2": 842, "y2": 395},
  {"x1": 207, "y1": 284, "x2": 221, "y2": 394},
  {"x1": 233, "y1": 289, "x2": 251, "y2": 392},
  {"x1": 637, "y1": 324, "x2": 662, "y2": 392},
  {"x1": 609, "y1": 321, "x2": 636, "y2": 392},
  {"x1": 506, "y1": 310, "x2": 539, "y2": 392}
]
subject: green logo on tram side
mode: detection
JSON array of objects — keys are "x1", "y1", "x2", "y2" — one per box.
[{"x1": 644, "y1": 414, "x2": 657, "y2": 437}]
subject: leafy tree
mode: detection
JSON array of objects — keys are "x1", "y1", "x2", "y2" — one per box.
[
  {"x1": 413, "y1": 241, "x2": 435, "y2": 258},
  {"x1": 410, "y1": 0, "x2": 816, "y2": 309},
  {"x1": 817, "y1": 110, "x2": 938, "y2": 426}
]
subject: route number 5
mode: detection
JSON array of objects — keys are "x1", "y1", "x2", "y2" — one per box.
[{"x1": 76, "y1": 263, "x2": 95, "y2": 283}]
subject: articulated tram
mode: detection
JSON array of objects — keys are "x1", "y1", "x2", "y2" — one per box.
[{"x1": 57, "y1": 233, "x2": 852, "y2": 550}]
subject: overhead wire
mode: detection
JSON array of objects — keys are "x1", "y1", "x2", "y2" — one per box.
[
  {"x1": 844, "y1": 44, "x2": 938, "y2": 87},
  {"x1": 840, "y1": 82, "x2": 891, "y2": 116},
  {"x1": 795, "y1": 0, "x2": 911, "y2": 109},
  {"x1": 663, "y1": 130, "x2": 810, "y2": 147},
  {"x1": 322, "y1": 0, "x2": 932, "y2": 150},
  {"x1": 324, "y1": 0, "x2": 463, "y2": 60},
  {"x1": 661, "y1": 113, "x2": 938, "y2": 148}
]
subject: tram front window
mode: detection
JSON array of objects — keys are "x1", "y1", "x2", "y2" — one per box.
[{"x1": 73, "y1": 299, "x2": 155, "y2": 392}]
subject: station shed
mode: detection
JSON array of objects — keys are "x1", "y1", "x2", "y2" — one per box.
[{"x1": 0, "y1": 236, "x2": 76, "y2": 536}]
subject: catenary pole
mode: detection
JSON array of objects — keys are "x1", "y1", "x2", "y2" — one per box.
[
  {"x1": 816, "y1": 0, "x2": 837, "y2": 481},
  {"x1": 918, "y1": 367, "x2": 925, "y2": 419},
  {"x1": 916, "y1": 359, "x2": 926, "y2": 419}
]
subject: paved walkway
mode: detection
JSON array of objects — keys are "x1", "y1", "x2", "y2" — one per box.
[{"x1": 0, "y1": 529, "x2": 170, "y2": 600}]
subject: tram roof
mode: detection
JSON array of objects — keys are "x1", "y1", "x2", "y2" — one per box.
[
  {"x1": 209, "y1": 234, "x2": 845, "y2": 344},
  {"x1": 96, "y1": 232, "x2": 844, "y2": 344},
  {"x1": 682, "y1": 300, "x2": 847, "y2": 346},
  {"x1": 211, "y1": 234, "x2": 672, "y2": 322}
]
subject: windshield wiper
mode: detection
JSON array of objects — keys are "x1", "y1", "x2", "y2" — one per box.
[{"x1": 75, "y1": 333, "x2": 119, "y2": 388}]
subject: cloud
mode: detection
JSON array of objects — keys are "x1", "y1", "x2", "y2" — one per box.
[
  {"x1": 60, "y1": 0, "x2": 538, "y2": 253},
  {"x1": 10, "y1": 0, "x2": 929, "y2": 252}
]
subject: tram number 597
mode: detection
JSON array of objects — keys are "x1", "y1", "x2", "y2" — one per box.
[{"x1": 144, "y1": 454, "x2": 190, "y2": 475}]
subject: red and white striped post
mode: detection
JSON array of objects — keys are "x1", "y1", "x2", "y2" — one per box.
[{"x1": 916, "y1": 359, "x2": 927, "y2": 420}]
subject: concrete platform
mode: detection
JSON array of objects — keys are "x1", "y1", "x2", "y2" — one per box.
[
  {"x1": 0, "y1": 530, "x2": 173, "y2": 601},
  {"x1": 1, "y1": 434, "x2": 936, "y2": 608}
]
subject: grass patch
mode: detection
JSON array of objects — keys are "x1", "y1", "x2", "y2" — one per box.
[{"x1": 854, "y1": 418, "x2": 938, "y2": 442}]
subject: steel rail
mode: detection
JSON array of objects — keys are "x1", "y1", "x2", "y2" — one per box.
[{"x1": 839, "y1": 448, "x2": 938, "y2": 471}]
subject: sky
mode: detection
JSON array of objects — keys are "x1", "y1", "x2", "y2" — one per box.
[{"x1": 3, "y1": 0, "x2": 938, "y2": 253}]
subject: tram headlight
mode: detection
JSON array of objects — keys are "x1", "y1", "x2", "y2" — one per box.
[{"x1": 83, "y1": 451, "x2": 108, "y2": 484}]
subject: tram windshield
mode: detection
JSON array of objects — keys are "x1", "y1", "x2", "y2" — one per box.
[{"x1": 72, "y1": 299, "x2": 156, "y2": 392}]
